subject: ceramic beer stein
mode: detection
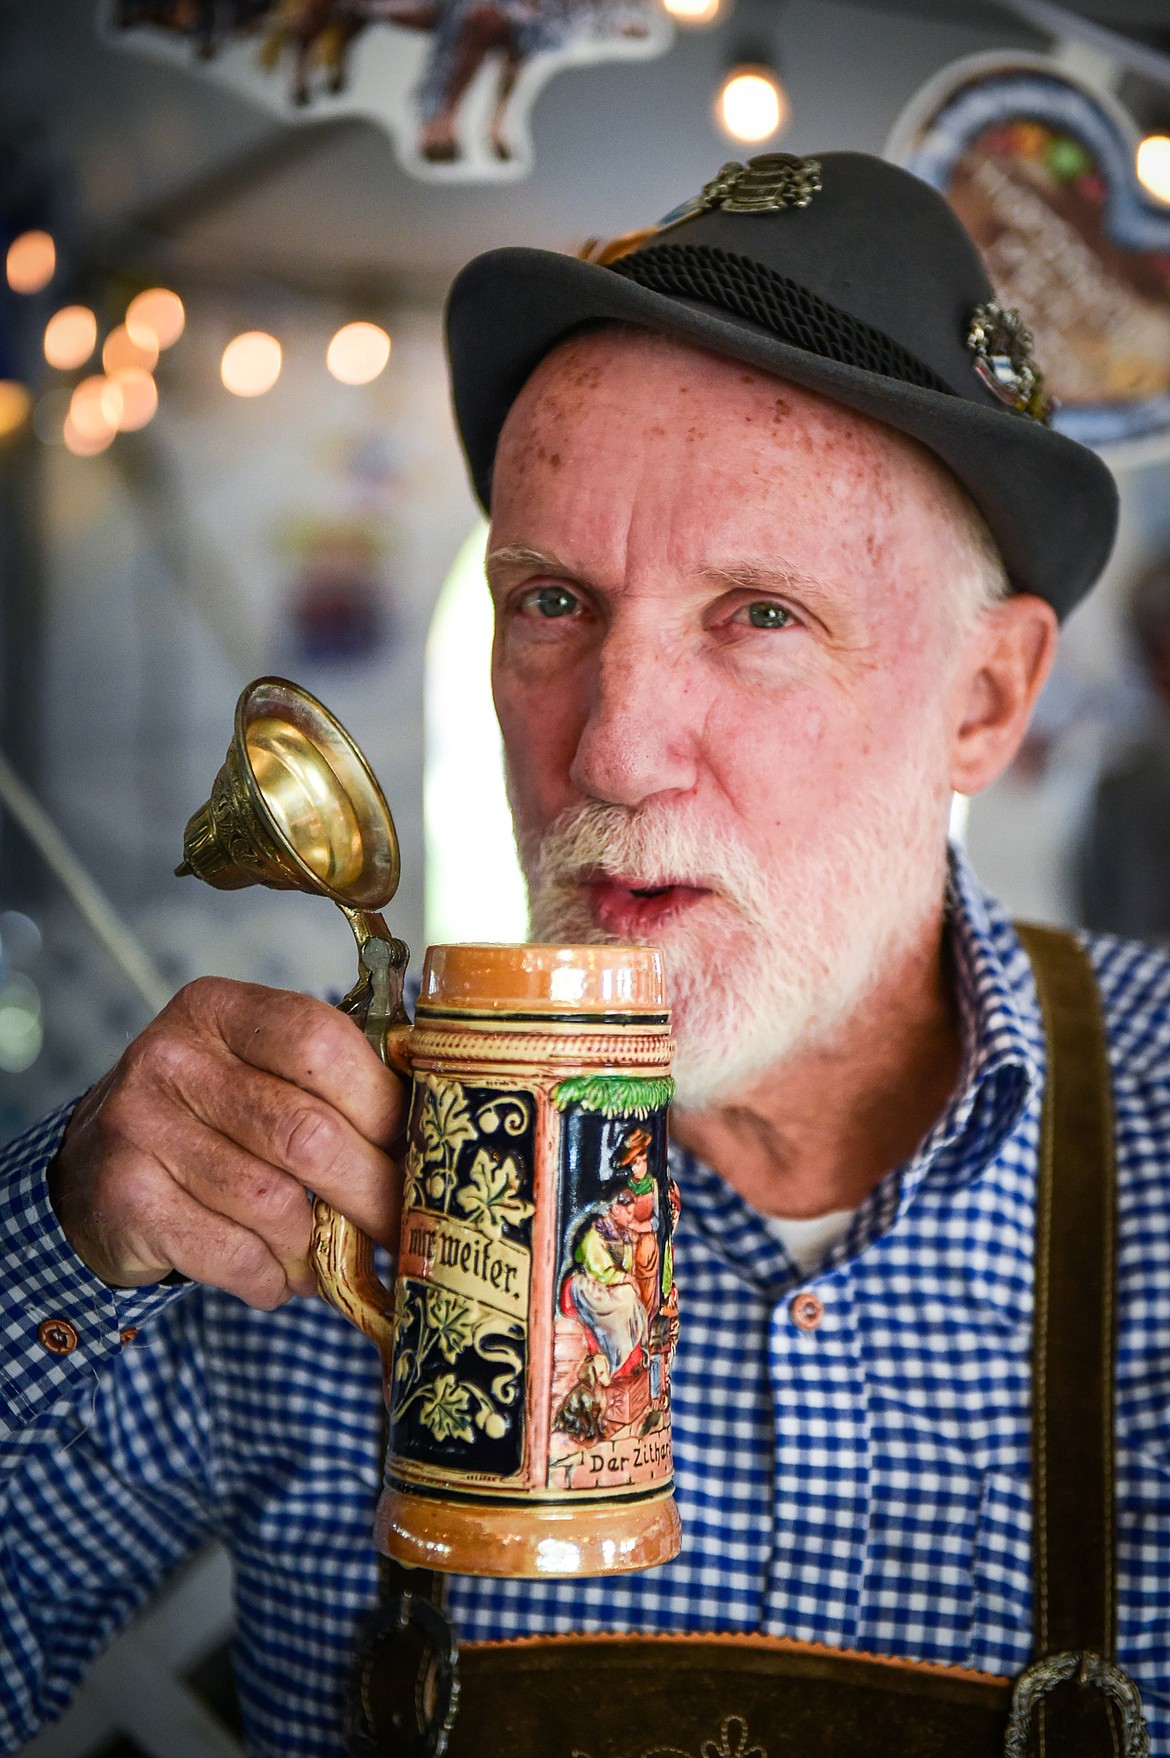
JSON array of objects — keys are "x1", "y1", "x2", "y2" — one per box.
[
  {"x1": 322, "y1": 941, "x2": 681, "y2": 1578},
  {"x1": 177, "y1": 678, "x2": 681, "y2": 1579}
]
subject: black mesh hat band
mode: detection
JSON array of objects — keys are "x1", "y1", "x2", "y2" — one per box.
[{"x1": 609, "y1": 243, "x2": 954, "y2": 400}]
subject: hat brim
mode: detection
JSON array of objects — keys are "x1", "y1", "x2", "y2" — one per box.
[{"x1": 446, "y1": 246, "x2": 1119, "y2": 620}]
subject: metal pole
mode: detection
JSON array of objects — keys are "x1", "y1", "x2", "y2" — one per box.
[{"x1": 0, "y1": 744, "x2": 171, "y2": 1016}]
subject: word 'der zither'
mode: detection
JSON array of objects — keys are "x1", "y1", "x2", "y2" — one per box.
[{"x1": 399, "y1": 1211, "x2": 531, "y2": 1318}]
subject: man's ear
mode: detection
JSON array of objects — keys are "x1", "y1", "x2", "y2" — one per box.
[{"x1": 949, "y1": 594, "x2": 1059, "y2": 797}]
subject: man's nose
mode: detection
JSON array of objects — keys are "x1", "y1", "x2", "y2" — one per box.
[{"x1": 568, "y1": 631, "x2": 699, "y2": 809}]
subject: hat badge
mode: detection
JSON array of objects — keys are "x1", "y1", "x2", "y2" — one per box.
[
  {"x1": 966, "y1": 301, "x2": 1054, "y2": 424},
  {"x1": 699, "y1": 153, "x2": 823, "y2": 215}
]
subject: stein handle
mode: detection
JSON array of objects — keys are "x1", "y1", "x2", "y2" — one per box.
[{"x1": 309, "y1": 911, "x2": 411, "y2": 1364}]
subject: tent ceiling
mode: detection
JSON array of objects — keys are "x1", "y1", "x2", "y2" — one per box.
[{"x1": 3, "y1": 0, "x2": 1168, "y2": 303}]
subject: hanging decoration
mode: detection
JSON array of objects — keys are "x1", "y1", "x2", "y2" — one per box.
[
  {"x1": 108, "y1": 1, "x2": 671, "y2": 181},
  {"x1": 283, "y1": 516, "x2": 396, "y2": 665},
  {"x1": 888, "y1": 53, "x2": 1170, "y2": 456}
]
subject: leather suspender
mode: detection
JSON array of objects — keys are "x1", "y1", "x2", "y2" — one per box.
[
  {"x1": 1016, "y1": 922, "x2": 1116, "y2": 1663},
  {"x1": 1009, "y1": 926, "x2": 1145, "y2": 1755},
  {"x1": 348, "y1": 926, "x2": 1149, "y2": 1757}
]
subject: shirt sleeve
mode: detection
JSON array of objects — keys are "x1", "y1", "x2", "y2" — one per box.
[
  {"x1": 0, "y1": 1108, "x2": 216, "y2": 1748},
  {"x1": 0, "y1": 1104, "x2": 189, "y2": 1435}
]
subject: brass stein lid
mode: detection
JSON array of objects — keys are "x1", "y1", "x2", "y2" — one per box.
[
  {"x1": 418, "y1": 943, "x2": 668, "y2": 1014},
  {"x1": 176, "y1": 676, "x2": 399, "y2": 912}
]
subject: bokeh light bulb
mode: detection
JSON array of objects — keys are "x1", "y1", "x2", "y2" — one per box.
[
  {"x1": 1136, "y1": 135, "x2": 1170, "y2": 205},
  {"x1": 69, "y1": 375, "x2": 123, "y2": 442},
  {"x1": 44, "y1": 305, "x2": 97, "y2": 371},
  {"x1": 6, "y1": 230, "x2": 55, "y2": 294},
  {"x1": 718, "y1": 66, "x2": 787, "y2": 144},
  {"x1": 114, "y1": 369, "x2": 158, "y2": 432},
  {"x1": 0, "y1": 974, "x2": 43, "y2": 1073},
  {"x1": 0, "y1": 910, "x2": 42, "y2": 965},
  {"x1": 221, "y1": 331, "x2": 282, "y2": 397},
  {"x1": 662, "y1": 0, "x2": 721, "y2": 21},
  {"x1": 63, "y1": 414, "x2": 113, "y2": 457},
  {"x1": 0, "y1": 382, "x2": 31, "y2": 440},
  {"x1": 326, "y1": 321, "x2": 391, "y2": 386},
  {"x1": 103, "y1": 323, "x2": 159, "y2": 376},
  {"x1": 126, "y1": 287, "x2": 185, "y2": 351}
]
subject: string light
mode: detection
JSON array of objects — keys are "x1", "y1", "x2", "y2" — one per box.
[
  {"x1": 0, "y1": 974, "x2": 43, "y2": 1073},
  {"x1": 717, "y1": 65, "x2": 787, "y2": 144},
  {"x1": 69, "y1": 375, "x2": 123, "y2": 442},
  {"x1": 114, "y1": 369, "x2": 158, "y2": 431},
  {"x1": 1136, "y1": 135, "x2": 1170, "y2": 205},
  {"x1": 0, "y1": 382, "x2": 31, "y2": 440},
  {"x1": 44, "y1": 305, "x2": 97, "y2": 371},
  {"x1": 126, "y1": 287, "x2": 185, "y2": 351},
  {"x1": 221, "y1": 330, "x2": 282, "y2": 397},
  {"x1": 6, "y1": 230, "x2": 55, "y2": 294},
  {"x1": 62, "y1": 412, "x2": 113, "y2": 457},
  {"x1": 662, "y1": 0, "x2": 721, "y2": 21},
  {"x1": 326, "y1": 321, "x2": 391, "y2": 386},
  {"x1": 103, "y1": 323, "x2": 159, "y2": 376}
]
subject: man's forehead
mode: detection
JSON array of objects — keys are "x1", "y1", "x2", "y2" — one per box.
[
  {"x1": 491, "y1": 324, "x2": 975, "y2": 591},
  {"x1": 507, "y1": 324, "x2": 856, "y2": 430},
  {"x1": 497, "y1": 324, "x2": 946, "y2": 497}
]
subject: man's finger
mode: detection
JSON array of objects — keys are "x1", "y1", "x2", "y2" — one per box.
[
  {"x1": 171, "y1": 978, "x2": 406, "y2": 1146},
  {"x1": 137, "y1": 1105, "x2": 320, "y2": 1289},
  {"x1": 95, "y1": 1145, "x2": 298, "y2": 1309},
  {"x1": 144, "y1": 1041, "x2": 401, "y2": 1246},
  {"x1": 155, "y1": 1182, "x2": 300, "y2": 1310}
]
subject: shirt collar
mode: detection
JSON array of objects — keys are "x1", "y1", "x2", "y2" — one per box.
[
  {"x1": 946, "y1": 840, "x2": 1043, "y2": 1093},
  {"x1": 671, "y1": 844, "x2": 1044, "y2": 1294}
]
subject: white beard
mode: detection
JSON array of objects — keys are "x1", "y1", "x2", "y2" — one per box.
[{"x1": 509, "y1": 758, "x2": 950, "y2": 1111}]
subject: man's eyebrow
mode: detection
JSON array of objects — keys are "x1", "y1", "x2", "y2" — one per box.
[
  {"x1": 485, "y1": 544, "x2": 577, "y2": 581},
  {"x1": 487, "y1": 550, "x2": 832, "y2": 593},
  {"x1": 697, "y1": 559, "x2": 834, "y2": 603}
]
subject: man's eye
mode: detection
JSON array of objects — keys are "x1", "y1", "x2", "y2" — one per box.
[
  {"x1": 523, "y1": 585, "x2": 580, "y2": 619},
  {"x1": 735, "y1": 601, "x2": 794, "y2": 630}
]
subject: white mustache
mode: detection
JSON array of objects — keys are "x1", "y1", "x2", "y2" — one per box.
[
  {"x1": 510, "y1": 763, "x2": 950, "y2": 1107},
  {"x1": 529, "y1": 799, "x2": 775, "y2": 935}
]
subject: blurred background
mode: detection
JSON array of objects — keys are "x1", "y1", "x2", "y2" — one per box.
[{"x1": 4, "y1": 1, "x2": 1170, "y2": 1747}]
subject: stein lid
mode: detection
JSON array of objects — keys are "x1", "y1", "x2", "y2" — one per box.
[{"x1": 418, "y1": 943, "x2": 667, "y2": 1013}]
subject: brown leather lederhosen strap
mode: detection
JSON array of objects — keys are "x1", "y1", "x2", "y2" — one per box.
[
  {"x1": 1013, "y1": 925, "x2": 1141, "y2": 1757},
  {"x1": 346, "y1": 927, "x2": 1148, "y2": 1758},
  {"x1": 1016, "y1": 922, "x2": 1115, "y2": 1666}
]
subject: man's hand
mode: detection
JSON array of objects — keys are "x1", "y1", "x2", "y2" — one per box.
[{"x1": 49, "y1": 978, "x2": 406, "y2": 1309}]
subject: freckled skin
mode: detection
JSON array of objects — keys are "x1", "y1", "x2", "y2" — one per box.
[
  {"x1": 487, "y1": 328, "x2": 1058, "y2": 1214},
  {"x1": 493, "y1": 333, "x2": 963, "y2": 860}
]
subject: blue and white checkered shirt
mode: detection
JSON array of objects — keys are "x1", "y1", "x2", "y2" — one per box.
[{"x1": 4, "y1": 850, "x2": 1170, "y2": 1754}]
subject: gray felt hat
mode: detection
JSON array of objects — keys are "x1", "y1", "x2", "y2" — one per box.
[{"x1": 445, "y1": 150, "x2": 1118, "y2": 620}]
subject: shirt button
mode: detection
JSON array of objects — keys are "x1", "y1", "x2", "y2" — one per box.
[
  {"x1": 790, "y1": 1291, "x2": 824, "y2": 1331},
  {"x1": 38, "y1": 1318, "x2": 79, "y2": 1355},
  {"x1": 119, "y1": 1328, "x2": 139, "y2": 1346}
]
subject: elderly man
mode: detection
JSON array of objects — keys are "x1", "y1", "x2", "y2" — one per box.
[{"x1": 0, "y1": 151, "x2": 1161, "y2": 1757}]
